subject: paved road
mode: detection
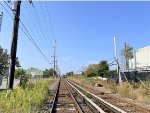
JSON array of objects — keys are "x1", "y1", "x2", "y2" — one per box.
[{"x1": 0, "y1": 79, "x2": 20, "y2": 89}]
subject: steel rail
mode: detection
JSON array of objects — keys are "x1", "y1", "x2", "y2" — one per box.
[
  {"x1": 68, "y1": 80, "x2": 127, "y2": 113},
  {"x1": 64, "y1": 79, "x2": 84, "y2": 113},
  {"x1": 50, "y1": 78, "x2": 83, "y2": 113},
  {"x1": 67, "y1": 80, "x2": 105, "y2": 113}
]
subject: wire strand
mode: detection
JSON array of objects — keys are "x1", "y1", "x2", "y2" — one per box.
[{"x1": 1, "y1": 1, "x2": 51, "y2": 65}]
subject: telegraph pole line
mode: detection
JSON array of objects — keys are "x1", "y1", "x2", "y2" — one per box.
[{"x1": 8, "y1": 1, "x2": 21, "y2": 89}]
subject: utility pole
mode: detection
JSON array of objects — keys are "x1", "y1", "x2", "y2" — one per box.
[
  {"x1": 58, "y1": 69, "x2": 60, "y2": 77},
  {"x1": 56, "y1": 59, "x2": 58, "y2": 76},
  {"x1": 52, "y1": 40, "x2": 57, "y2": 76},
  {"x1": 114, "y1": 37, "x2": 122, "y2": 84},
  {"x1": 0, "y1": 12, "x2": 3, "y2": 33},
  {"x1": 8, "y1": 1, "x2": 21, "y2": 89},
  {"x1": 124, "y1": 42, "x2": 127, "y2": 71},
  {"x1": 133, "y1": 50, "x2": 137, "y2": 69}
]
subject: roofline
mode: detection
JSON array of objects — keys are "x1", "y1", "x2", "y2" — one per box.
[{"x1": 136, "y1": 45, "x2": 150, "y2": 52}]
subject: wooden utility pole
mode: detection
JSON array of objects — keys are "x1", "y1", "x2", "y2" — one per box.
[
  {"x1": 56, "y1": 59, "x2": 58, "y2": 76},
  {"x1": 114, "y1": 37, "x2": 122, "y2": 84},
  {"x1": 8, "y1": 1, "x2": 21, "y2": 89},
  {"x1": 52, "y1": 40, "x2": 57, "y2": 76}
]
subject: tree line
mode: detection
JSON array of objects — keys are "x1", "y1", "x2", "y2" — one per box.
[
  {"x1": 66, "y1": 43, "x2": 133, "y2": 78},
  {"x1": 83, "y1": 60, "x2": 117, "y2": 77}
]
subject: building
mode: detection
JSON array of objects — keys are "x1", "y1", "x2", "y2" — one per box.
[
  {"x1": 26, "y1": 68, "x2": 43, "y2": 78},
  {"x1": 124, "y1": 46, "x2": 150, "y2": 82},
  {"x1": 129, "y1": 46, "x2": 150, "y2": 70}
]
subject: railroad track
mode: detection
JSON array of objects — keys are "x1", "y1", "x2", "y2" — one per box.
[
  {"x1": 68, "y1": 79, "x2": 150, "y2": 113},
  {"x1": 39, "y1": 78, "x2": 150, "y2": 113},
  {"x1": 50, "y1": 78, "x2": 83, "y2": 113},
  {"x1": 50, "y1": 78, "x2": 137, "y2": 113}
]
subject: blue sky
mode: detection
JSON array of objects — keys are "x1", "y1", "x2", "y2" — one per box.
[{"x1": 0, "y1": 1, "x2": 150, "y2": 74}]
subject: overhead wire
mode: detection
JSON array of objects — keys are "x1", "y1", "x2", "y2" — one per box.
[
  {"x1": 39, "y1": 2, "x2": 53, "y2": 46},
  {"x1": 23, "y1": 2, "x2": 49, "y2": 56},
  {"x1": 44, "y1": 1, "x2": 55, "y2": 38},
  {"x1": 4, "y1": 1, "x2": 51, "y2": 63},
  {"x1": 44, "y1": 1, "x2": 59, "y2": 67},
  {"x1": 0, "y1": 2, "x2": 13, "y2": 18},
  {"x1": 25, "y1": 2, "x2": 51, "y2": 49},
  {"x1": 30, "y1": 1, "x2": 53, "y2": 48},
  {"x1": 1, "y1": 1, "x2": 51, "y2": 65}
]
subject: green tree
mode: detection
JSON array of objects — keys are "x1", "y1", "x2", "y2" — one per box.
[
  {"x1": 85, "y1": 64, "x2": 98, "y2": 77},
  {"x1": 81, "y1": 71, "x2": 85, "y2": 75},
  {"x1": 43, "y1": 68, "x2": 54, "y2": 76},
  {"x1": 97, "y1": 60, "x2": 109, "y2": 77},
  {"x1": 0, "y1": 46, "x2": 9, "y2": 75},
  {"x1": 14, "y1": 68, "x2": 26, "y2": 78},
  {"x1": 0, "y1": 46, "x2": 20, "y2": 76},
  {"x1": 121, "y1": 44, "x2": 133, "y2": 69},
  {"x1": 84, "y1": 60, "x2": 115, "y2": 77},
  {"x1": 15, "y1": 57, "x2": 20, "y2": 67},
  {"x1": 66, "y1": 71, "x2": 74, "y2": 76},
  {"x1": 98, "y1": 60, "x2": 109, "y2": 71}
]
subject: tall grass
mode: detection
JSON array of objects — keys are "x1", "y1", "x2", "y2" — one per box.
[
  {"x1": 0, "y1": 78, "x2": 57, "y2": 113},
  {"x1": 69, "y1": 75, "x2": 150, "y2": 101},
  {"x1": 104, "y1": 80, "x2": 150, "y2": 100}
]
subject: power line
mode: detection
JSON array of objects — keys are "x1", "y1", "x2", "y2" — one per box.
[
  {"x1": 23, "y1": 2, "x2": 49, "y2": 56},
  {"x1": 39, "y1": 2, "x2": 53, "y2": 46},
  {"x1": 30, "y1": 2, "x2": 53, "y2": 48},
  {"x1": 4, "y1": 1, "x2": 50, "y2": 63},
  {"x1": 25, "y1": 2, "x2": 52, "y2": 49},
  {"x1": 1, "y1": 2, "x2": 51, "y2": 65},
  {"x1": 45, "y1": 1, "x2": 56, "y2": 44},
  {"x1": 0, "y1": 2, "x2": 13, "y2": 18},
  {"x1": 39, "y1": 3, "x2": 49, "y2": 36}
]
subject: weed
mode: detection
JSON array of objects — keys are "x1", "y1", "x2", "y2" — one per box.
[{"x1": 0, "y1": 78, "x2": 57, "y2": 113}]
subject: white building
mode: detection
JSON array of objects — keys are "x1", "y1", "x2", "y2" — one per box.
[{"x1": 129, "y1": 46, "x2": 150, "y2": 69}]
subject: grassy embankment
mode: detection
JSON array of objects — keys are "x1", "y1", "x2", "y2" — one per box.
[
  {"x1": 69, "y1": 75, "x2": 150, "y2": 101},
  {"x1": 0, "y1": 77, "x2": 57, "y2": 113}
]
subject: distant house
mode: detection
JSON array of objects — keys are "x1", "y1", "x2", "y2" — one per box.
[{"x1": 26, "y1": 68, "x2": 43, "y2": 78}]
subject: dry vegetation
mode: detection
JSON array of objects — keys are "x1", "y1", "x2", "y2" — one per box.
[{"x1": 69, "y1": 75, "x2": 150, "y2": 101}]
